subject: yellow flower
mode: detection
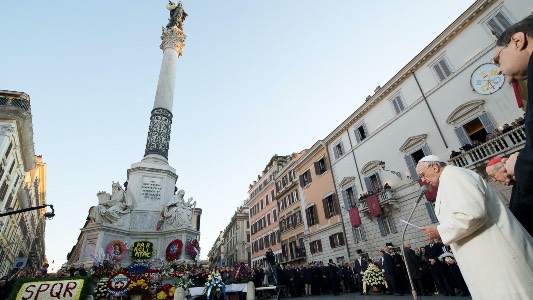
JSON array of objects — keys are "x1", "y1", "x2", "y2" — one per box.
[{"x1": 157, "y1": 291, "x2": 167, "y2": 299}]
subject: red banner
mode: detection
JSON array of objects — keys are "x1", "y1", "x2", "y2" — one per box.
[
  {"x1": 419, "y1": 180, "x2": 438, "y2": 201},
  {"x1": 365, "y1": 194, "x2": 382, "y2": 217},
  {"x1": 349, "y1": 206, "x2": 361, "y2": 227}
]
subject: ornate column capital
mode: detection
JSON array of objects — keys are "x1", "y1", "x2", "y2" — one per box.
[{"x1": 160, "y1": 26, "x2": 187, "y2": 56}]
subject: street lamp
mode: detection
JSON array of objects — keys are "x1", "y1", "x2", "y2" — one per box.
[{"x1": 0, "y1": 204, "x2": 55, "y2": 219}]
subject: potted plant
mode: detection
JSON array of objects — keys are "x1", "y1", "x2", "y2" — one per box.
[{"x1": 362, "y1": 264, "x2": 387, "y2": 294}]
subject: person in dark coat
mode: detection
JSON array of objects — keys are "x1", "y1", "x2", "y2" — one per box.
[
  {"x1": 327, "y1": 259, "x2": 340, "y2": 295},
  {"x1": 381, "y1": 247, "x2": 402, "y2": 295},
  {"x1": 0, "y1": 276, "x2": 13, "y2": 300},
  {"x1": 353, "y1": 250, "x2": 368, "y2": 295},
  {"x1": 425, "y1": 239, "x2": 454, "y2": 296},
  {"x1": 303, "y1": 264, "x2": 313, "y2": 296},
  {"x1": 404, "y1": 242, "x2": 430, "y2": 296},
  {"x1": 319, "y1": 261, "x2": 329, "y2": 294}
]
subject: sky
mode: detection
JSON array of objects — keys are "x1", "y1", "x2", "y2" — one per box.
[{"x1": 1, "y1": 1, "x2": 475, "y2": 272}]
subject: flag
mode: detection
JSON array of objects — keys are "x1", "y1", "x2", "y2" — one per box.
[
  {"x1": 349, "y1": 206, "x2": 361, "y2": 227},
  {"x1": 366, "y1": 194, "x2": 382, "y2": 217}
]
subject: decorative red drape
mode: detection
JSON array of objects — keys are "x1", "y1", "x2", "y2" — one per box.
[
  {"x1": 349, "y1": 206, "x2": 361, "y2": 227},
  {"x1": 366, "y1": 194, "x2": 382, "y2": 217}
]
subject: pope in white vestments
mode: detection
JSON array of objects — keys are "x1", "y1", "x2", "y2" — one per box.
[{"x1": 417, "y1": 155, "x2": 533, "y2": 300}]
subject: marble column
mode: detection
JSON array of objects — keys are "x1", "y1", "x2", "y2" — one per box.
[{"x1": 144, "y1": 26, "x2": 187, "y2": 162}]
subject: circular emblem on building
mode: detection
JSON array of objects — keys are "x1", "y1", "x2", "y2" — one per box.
[
  {"x1": 165, "y1": 239, "x2": 183, "y2": 261},
  {"x1": 470, "y1": 63, "x2": 505, "y2": 95}
]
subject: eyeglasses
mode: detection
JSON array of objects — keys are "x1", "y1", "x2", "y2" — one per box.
[
  {"x1": 492, "y1": 42, "x2": 510, "y2": 66},
  {"x1": 418, "y1": 164, "x2": 435, "y2": 179}
]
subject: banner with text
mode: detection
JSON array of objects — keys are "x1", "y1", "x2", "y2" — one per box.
[{"x1": 16, "y1": 279, "x2": 85, "y2": 300}]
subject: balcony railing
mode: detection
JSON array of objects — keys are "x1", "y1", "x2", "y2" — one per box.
[
  {"x1": 357, "y1": 189, "x2": 398, "y2": 213},
  {"x1": 0, "y1": 97, "x2": 30, "y2": 112},
  {"x1": 449, "y1": 125, "x2": 526, "y2": 169}
]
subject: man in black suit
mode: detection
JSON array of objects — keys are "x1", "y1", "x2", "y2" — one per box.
[
  {"x1": 381, "y1": 247, "x2": 402, "y2": 296},
  {"x1": 404, "y1": 241, "x2": 430, "y2": 296},
  {"x1": 353, "y1": 250, "x2": 368, "y2": 295},
  {"x1": 425, "y1": 239, "x2": 454, "y2": 296},
  {"x1": 327, "y1": 259, "x2": 340, "y2": 296}
]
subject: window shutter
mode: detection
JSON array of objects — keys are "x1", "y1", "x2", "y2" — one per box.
[
  {"x1": 362, "y1": 123, "x2": 369, "y2": 138},
  {"x1": 479, "y1": 111, "x2": 496, "y2": 134},
  {"x1": 377, "y1": 218, "x2": 386, "y2": 236},
  {"x1": 314, "y1": 161, "x2": 320, "y2": 175},
  {"x1": 374, "y1": 173, "x2": 382, "y2": 189},
  {"x1": 323, "y1": 157, "x2": 329, "y2": 171},
  {"x1": 434, "y1": 64, "x2": 446, "y2": 81},
  {"x1": 422, "y1": 144, "x2": 431, "y2": 156},
  {"x1": 354, "y1": 128, "x2": 361, "y2": 143},
  {"x1": 404, "y1": 154, "x2": 418, "y2": 180},
  {"x1": 439, "y1": 59, "x2": 451, "y2": 77},
  {"x1": 389, "y1": 214, "x2": 398, "y2": 233},
  {"x1": 318, "y1": 240, "x2": 323, "y2": 252},
  {"x1": 307, "y1": 170, "x2": 313, "y2": 184},
  {"x1": 338, "y1": 233, "x2": 345, "y2": 246},
  {"x1": 454, "y1": 126, "x2": 471, "y2": 147},
  {"x1": 364, "y1": 177, "x2": 372, "y2": 192},
  {"x1": 397, "y1": 96, "x2": 405, "y2": 111},
  {"x1": 333, "y1": 194, "x2": 341, "y2": 215},
  {"x1": 341, "y1": 190, "x2": 349, "y2": 209},
  {"x1": 339, "y1": 142, "x2": 345, "y2": 155},
  {"x1": 333, "y1": 146, "x2": 339, "y2": 159},
  {"x1": 425, "y1": 202, "x2": 439, "y2": 223},
  {"x1": 313, "y1": 205, "x2": 319, "y2": 224},
  {"x1": 352, "y1": 227, "x2": 360, "y2": 243},
  {"x1": 299, "y1": 174, "x2": 304, "y2": 188},
  {"x1": 305, "y1": 208, "x2": 311, "y2": 226},
  {"x1": 322, "y1": 198, "x2": 329, "y2": 219},
  {"x1": 392, "y1": 99, "x2": 400, "y2": 114},
  {"x1": 360, "y1": 224, "x2": 367, "y2": 241},
  {"x1": 329, "y1": 235, "x2": 335, "y2": 248}
]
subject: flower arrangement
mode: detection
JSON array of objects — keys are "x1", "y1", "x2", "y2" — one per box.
[
  {"x1": 94, "y1": 277, "x2": 110, "y2": 299},
  {"x1": 187, "y1": 239, "x2": 200, "y2": 260},
  {"x1": 362, "y1": 264, "x2": 387, "y2": 287},
  {"x1": 175, "y1": 275, "x2": 194, "y2": 290},
  {"x1": 128, "y1": 277, "x2": 150, "y2": 296},
  {"x1": 156, "y1": 283, "x2": 176, "y2": 300},
  {"x1": 204, "y1": 271, "x2": 226, "y2": 300},
  {"x1": 106, "y1": 240, "x2": 127, "y2": 261},
  {"x1": 92, "y1": 259, "x2": 117, "y2": 280},
  {"x1": 165, "y1": 239, "x2": 184, "y2": 261},
  {"x1": 232, "y1": 262, "x2": 252, "y2": 284},
  {"x1": 156, "y1": 213, "x2": 165, "y2": 231}
]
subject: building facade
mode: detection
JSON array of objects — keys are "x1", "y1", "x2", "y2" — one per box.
[
  {"x1": 0, "y1": 90, "x2": 47, "y2": 276},
  {"x1": 275, "y1": 151, "x2": 307, "y2": 266},
  {"x1": 325, "y1": 0, "x2": 530, "y2": 261},
  {"x1": 295, "y1": 141, "x2": 349, "y2": 264},
  {"x1": 248, "y1": 155, "x2": 288, "y2": 267},
  {"x1": 207, "y1": 230, "x2": 225, "y2": 267},
  {"x1": 222, "y1": 205, "x2": 250, "y2": 266}
]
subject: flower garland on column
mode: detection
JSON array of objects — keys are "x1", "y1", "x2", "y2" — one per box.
[
  {"x1": 165, "y1": 239, "x2": 183, "y2": 261},
  {"x1": 187, "y1": 239, "x2": 200, "y2": 260}
]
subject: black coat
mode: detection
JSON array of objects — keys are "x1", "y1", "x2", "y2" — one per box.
[
  {"x1": 353, "y1": 258, "x2": 368, "y2": 275},
  {"x1": 404, "y1": 247, "x2": 422, "y2": 279},
  {"x1": 424, "y1": 243, "x2": 447, "y2": 272}
]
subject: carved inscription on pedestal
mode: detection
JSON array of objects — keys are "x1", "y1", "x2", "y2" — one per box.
[
  {"x1": 141, "y1": 177, "x2": 162, "y2": 202},
  {"x1": 130, "y1": 213, "x2": 159, "y2": 231}
]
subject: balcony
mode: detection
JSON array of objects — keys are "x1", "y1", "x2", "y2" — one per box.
[
  {"x1": 449, "y1": 125, "x2": 525, "y2": 169},
  {"x1": 357, "y1": 189, "x2": 399, "y2": 213}
]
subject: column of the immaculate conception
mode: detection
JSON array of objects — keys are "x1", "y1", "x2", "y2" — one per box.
[{"x1": 78, "y1": 2, "x2": 201, "y2": 267}]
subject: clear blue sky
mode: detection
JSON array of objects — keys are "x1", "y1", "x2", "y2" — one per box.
[{"x1": 1, "y1": 1, "x2": 475, "y2": 271}]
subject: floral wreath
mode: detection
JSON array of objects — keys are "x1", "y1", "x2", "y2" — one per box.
[
  {"x1": 165, "y1": 239, "x2": 184, "y2": 261},
  {"x1": 187, "y1": 239, "x2": 200, "y2": 259},
  {"x1": 106, "y1": 240, "x2": 127, "y2": 261},
  {"x1": 130, "y1": 240, "x2": 155, "y2": 262}
]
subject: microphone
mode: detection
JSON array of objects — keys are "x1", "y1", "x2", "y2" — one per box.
[
  {"x1": 401, "y1": 185, "x2": 429, "y2": 300},
  {"x1": 416, "y1": 185, "x2": 429, "y2": 204}
]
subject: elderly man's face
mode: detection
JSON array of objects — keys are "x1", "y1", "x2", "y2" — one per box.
[
  {"x1": 416, "y1": 163, "x2": 442, "y2": 187},
  {"x1": 495, "y1": 33, "x2": 530, "y2": 83},
  {"x1": 486, "y1": 159, "x2": 514, "y2": 186}
]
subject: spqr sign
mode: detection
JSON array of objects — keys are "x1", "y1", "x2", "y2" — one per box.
[
  {"x1": 130, "y1": 240, "x2": 154, "y2": 261},
  {"x1": 16, "y1": 279, "x2": 84, "y2": 300}
]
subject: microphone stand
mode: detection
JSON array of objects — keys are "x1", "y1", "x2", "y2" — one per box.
[{"x1": 401, "y1": 186, "x2": 428, "y2": 300}]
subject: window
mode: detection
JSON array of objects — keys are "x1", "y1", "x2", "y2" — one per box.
[
  {"x1": 341, "y1": 186, "x2": 356, "y2": 209},
  {"x1": 314, "y1": 157, "x2": 328, "y2": 175},
  {"x1": 309, "y1": 240, "x2": 323, "y2": 254},
  {"x1": 329, "y1": 233, "x2": 346, "y2": 248},
  {"x1": 292, "y1": 190, "x2": 298, "y2": 203},
  {"x1": 273, "y1": 208, "x2": 278, "y2": 222},
  {"x1": 364, "y1": 173, "x2": 382, "y2": 193},
  {"x1": 265, "y1": 194, "x2": 269, "y2": 205},
  {"x1": 4, "y1": 142, "x2": 12, "y2": 159},
  {"x1": 334, "y1": 142, "x2": 344, "y2": 159},
  {"x1": 306, "y1": 205, "x2": 318, "y2": 226},
  {"x1": 299, "y1": 170, "x2": 312, "y2": 187},
  {"x1": 486, "y1": 10, "x2": 512, "y2": 37},
  {"x1": 405, "y1": 144, "x2": 431, "y2": 180},
  {"x1": 0, "y1": 182, "x2": 8, "y2": 202},
  {"x1": 432, "y1": 56, "x2": 452, "y2": 82},
  {"x1": 260, "y1": 199, "x2": 264, "y2": 210},
  {"x1": 454, "y1": 112, "x2": 496, "y2": 146},
  {"x1": 266, "y1": 212, "x2": 271, "y2": 226},
  {"x1": 377, "y1": 213, "x2": 398, "y2": 236},
  {"x1": 271, "y1": 190, "x2": 275, "y2": 203},
  {"x1": 287, "y1": 215, "x2": 293, "y2": 229},
  {"x1": 354, "y1": 123, "x2": 368, "y2": 143},
  {"x1": 280, "y1": 218, "x2": 286, "y2": 232},
  {"x1": 285, "y1": 196, "x2": 290, "y2": 208},
  {"x1": 352, "y1": 224, "x2": 367, "y2": 243},
  {"x1": 279, "y1": 200, "x2": 284, "y2": 211},
  {"x1": 295, "y1": 211, "x2": 302, "y2": 225},
  {"x1": 426, "y1": 202, "x2": 439, "y2": 223},
  {"x1": 322, "y1": 194, "x2": 340, "y2": 218},
  {"x1": 390, "y1": 93, "x2": 406, "y2": 115}
]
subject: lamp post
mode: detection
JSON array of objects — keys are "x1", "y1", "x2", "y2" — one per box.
[{"x1": 0, "y1": 204, "x2": 54, "y2": 219}]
